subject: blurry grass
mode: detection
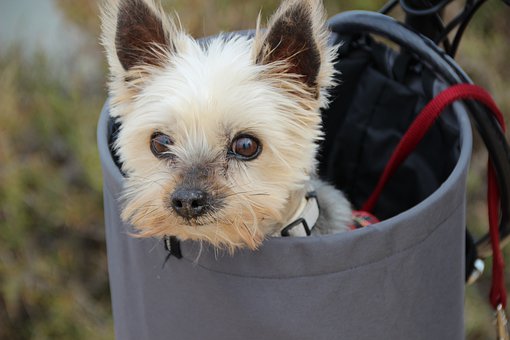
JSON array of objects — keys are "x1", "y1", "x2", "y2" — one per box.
[
  {"x1": 158, "y1": 0, "x2": 382, "y2": 37},
  {"x1": 0, "y1": 50, "x2": 111, "y2": 339},
  {"x1": 0, "y1": 0, "x2": 509, "y2": 339}
]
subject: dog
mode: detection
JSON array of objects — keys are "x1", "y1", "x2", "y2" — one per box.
[{"x1": 101, "y1": 0, "x2": 352, "y2": 252}]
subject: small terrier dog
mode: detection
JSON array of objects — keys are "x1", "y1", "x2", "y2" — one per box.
[{"x1": 101, "y1": 0, "x2": 352, "y2": 252}]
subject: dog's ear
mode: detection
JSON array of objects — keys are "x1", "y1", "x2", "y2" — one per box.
[
  {"x1": 254, "y1": 0, "x2": 333, "y2": 95},
  {"x1": 101, "y1": 0, "x2": 175, "y2": 78},
  {"x1": 115, "y1": 0, "x2": 172, "y2": 71}
]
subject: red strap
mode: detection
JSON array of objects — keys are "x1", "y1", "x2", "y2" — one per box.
[
  {"x1": 361, "y1": 83, "x2": 507, "y2": 308},
  {"x1": 489, "y1": 162, "x2": 507, "y2": 308},
  {"x1": 362, "y1": 83, "x2": 505, "y2": 211}
]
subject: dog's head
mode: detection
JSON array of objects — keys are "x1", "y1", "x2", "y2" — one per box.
[{"x1": 101, "y1": 0, "x2": 338, "y2": 251}]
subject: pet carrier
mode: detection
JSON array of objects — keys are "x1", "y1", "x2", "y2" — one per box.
[{"x1": 97, "y1": 2, "x2": 510, "y2": 339}]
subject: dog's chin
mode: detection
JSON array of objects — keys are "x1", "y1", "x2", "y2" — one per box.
[
  {"x1": 129, "y1": 211, "x2": 268, "y2": 252},
  {"x1": 177, "y1": 215, "x2": 214, "y2": 227}
]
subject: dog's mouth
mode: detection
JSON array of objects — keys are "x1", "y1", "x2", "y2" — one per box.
[
  {"x1": 179, "y1": 216, "x2": 212, "y2": 227},
  {"x1": 170, "y1": 204, "x2": 222, "y2": 227}
]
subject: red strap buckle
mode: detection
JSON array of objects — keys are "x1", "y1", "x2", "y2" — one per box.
[{"x1": 350, "y1": 210, "x2": 380, "y2": 230}]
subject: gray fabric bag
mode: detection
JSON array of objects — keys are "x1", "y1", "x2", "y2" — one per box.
[{"x1": 97, "y1": 11, "x2": 474, "y2": 340}]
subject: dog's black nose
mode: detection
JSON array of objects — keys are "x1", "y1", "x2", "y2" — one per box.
[{"x1": 170, "y1": 188, "x2": 209, "y2": 219}]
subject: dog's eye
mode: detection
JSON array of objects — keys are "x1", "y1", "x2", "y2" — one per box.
[
  {"x1": 230, "y1": 135, "x2": 261, "y2": 161},
  {"x1": 150, "y1": 132, "x2": 174, "y2": 158}
]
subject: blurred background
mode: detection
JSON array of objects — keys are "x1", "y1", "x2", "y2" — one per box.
[{"x1": 0, "y1": 0, "x2": 508, "y2": 338}]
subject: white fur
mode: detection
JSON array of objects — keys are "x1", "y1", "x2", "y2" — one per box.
[{"x1": 101, "y1": 0, "x2": 351, "y2": 252}]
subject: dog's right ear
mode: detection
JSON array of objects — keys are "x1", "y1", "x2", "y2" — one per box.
[{"x1": 101, "y1": 0, "x2": 175, "y2": 81}]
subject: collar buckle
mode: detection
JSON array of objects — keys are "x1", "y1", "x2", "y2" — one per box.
[
  {"x1": 281, "y1": 218, "x2": 311, "y2": 237},
  {"x1": 280, "y1": 191, "x2": 319, "y2": 237}
]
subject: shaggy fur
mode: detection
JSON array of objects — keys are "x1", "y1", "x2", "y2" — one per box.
[{"x1": 101, "y1": 0, "x2": 351, "y2": 252}]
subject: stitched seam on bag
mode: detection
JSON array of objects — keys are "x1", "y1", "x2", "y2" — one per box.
[{"x1": 179, "y1": 201, "x2": 464, "y2": 279}]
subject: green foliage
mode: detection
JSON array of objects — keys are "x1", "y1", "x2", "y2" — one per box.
[{"x1": 0, "y1": 51, "x2": 112, "y2": 339}]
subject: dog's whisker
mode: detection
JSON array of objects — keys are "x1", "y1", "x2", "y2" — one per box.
[
  {"x1": 129, "y1": 207, "x2": 162, "y2": 225},
  {"x1": 222, "y1": 190, "x2": 269, "y2": 198}
]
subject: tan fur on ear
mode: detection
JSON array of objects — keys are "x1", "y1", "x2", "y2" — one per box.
[
  {"x1": 115, "y1": 0, "x2": 172, "y2": 71},
  {"x1": 101, "y1": 0, "x2": 185, "y2": 116},
  {"x1": 253, "y1": 0, "x2": 338, "y2": 106},
  {"x1": 101, "y1": 0, "x2": 174, "y2": 72}
]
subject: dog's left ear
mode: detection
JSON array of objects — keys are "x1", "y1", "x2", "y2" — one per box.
[
  {"x1": 101, "y1": 0, "x2": 176, "y2": 83},
  {"x1": 254, "y1": 0, "x2": 334, "y2": 96}
]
